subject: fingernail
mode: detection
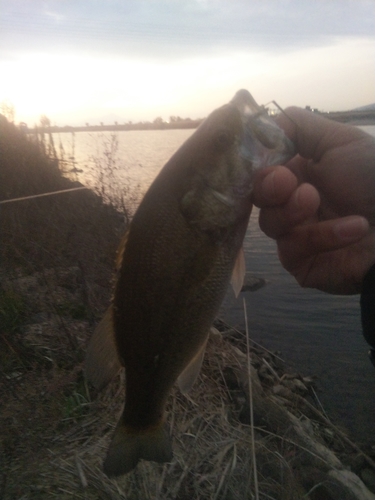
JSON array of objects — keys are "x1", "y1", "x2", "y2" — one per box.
[{"x1": 333, "y1": 217, "x2": 368, "y2": 242}]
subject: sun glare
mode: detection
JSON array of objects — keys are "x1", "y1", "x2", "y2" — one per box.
[
  {"x1": 1, "y1": 35, "x2": 374, "y2": 126},
  {"x1": 1, "y1": 52, "x2": 197, "y2": 124}
]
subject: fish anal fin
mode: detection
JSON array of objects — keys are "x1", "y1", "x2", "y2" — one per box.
[
  {"x1": 84, "y1": 306, "x2": 122, "y2": 391},
  {"x1": 230, "y1": 246, "x2": 246, "y2": 298},
  {"x1": 209, "y1": 326, "x2": 221, "y2": 338},
  {"x1": 177, "y1": 335, "x2": 209, "y2": 394},
  {"x1": 103, "y1": 420, "x2": 173, "y2": 477}
]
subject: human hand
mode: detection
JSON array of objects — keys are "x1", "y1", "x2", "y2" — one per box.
[{"x1": 252, "y1": 107, "x2": 375, "y2": 294}]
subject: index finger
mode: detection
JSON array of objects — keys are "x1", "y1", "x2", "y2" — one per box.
[
  {"x1": 252, "y1": 165, "x2": 298, "y2": 207},
  {"x1": 275, "y1": 107, "x2": 368, "y2": 162}
]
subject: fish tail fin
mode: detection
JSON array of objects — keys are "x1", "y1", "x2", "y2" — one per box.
[{"x1": 103, "y1": 419, "x2": 173, "y2": 476}]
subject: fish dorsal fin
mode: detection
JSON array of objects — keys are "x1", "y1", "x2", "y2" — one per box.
[
  {"x1": 84, "y1": 305, "x2": 122, "y2": 390},
  {"x1": 230, "y1": 246, "x2": 246, "y2": 297},
  {"x1": 177, "y1": 334, "x2": 209, "y2": 394},
  {"x1": 115, "y1": 230, "x2": 130, "y2": 271}
]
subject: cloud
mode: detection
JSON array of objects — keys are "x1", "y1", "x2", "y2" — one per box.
[
  {"x1": 1, "y1": 0, "x2": 373, "y2": 124},
  {"x1": 1, "y1": 0, "x2": 374, "y2": 61}
]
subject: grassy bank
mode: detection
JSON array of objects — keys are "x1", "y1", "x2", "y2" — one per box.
[
  {"x1": 1, "y1": 115, "x2": 375, "y2": 499},
  {"x1": 0, "y1": 115, "x2": 127, "y2": 496},
  {"x1": 0, "y1": 115, "x2": 127, "y2": 275}
]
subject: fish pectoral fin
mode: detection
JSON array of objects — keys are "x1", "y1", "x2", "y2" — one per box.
[
  {"x1": 230, "y1": 246, "x2": 246, "y2": 298},
  {"x1": 115, "y1": 230, "x2": 129, "y2": 271},
  {"x1": 103, "y1": 420, "x2": 173, "y2": 477},
  {"x1": 177, "y1": 335, "x2": 209, "y2": 394},
  {"x1": 84, "y1": 305, "x2": 122, "y2": 391}
]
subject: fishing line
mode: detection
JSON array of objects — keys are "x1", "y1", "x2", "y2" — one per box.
[
  {"x1": 263, "y1": 100, "x2": 298, "y2": 127},
  {"x1": 0, "y1": 186, "x2": 88, "y2": 205},
  {"x1": 217, "y1": 319, "x2": 285, "y2": 363},
  {"x1": 243, "y1": 297, "x2": 259, "y2": 500}
]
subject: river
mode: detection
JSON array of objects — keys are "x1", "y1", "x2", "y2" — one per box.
[{"x1": 54, "y1": 124, "x2": 375, "y2": 446}]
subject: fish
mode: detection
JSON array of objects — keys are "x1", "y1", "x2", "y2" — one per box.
[{"x1": 84, "y1": 89, "x2": 295, "y2": 477}]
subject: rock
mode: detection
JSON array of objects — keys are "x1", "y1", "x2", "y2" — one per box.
[
  {"x1": 241, "y1": 274, "x2": 266, "y2": 292},
  {"x1": 288, "y1": 412, "x2": 342, "y2": 469},
  {"x1": 219, "y1": 322, "x2": 375, "y2": 500},
  {"x1": 361, "y1": 468, "x2": 375, "y2": 493},
  {"x1": 282, "y1": 377, "x2": 309, "y2": 394},
  {"x1": 281, "y1": 372, "x2": 300, "y2": 380},
  {"x1": 299, "y1": 467, "x2": 368, "y2": 500},
  {"x1": 222, "y1": 366, "x2": 241, "y2": 391},
  {"x1": 299, "y1": 417, "x2": 316, "y2": 437},
  {"x1": 257, "y1": 364, "x2": 276, "y2": 385},
  {"x1": 302, "y1": 375, "x2": 316, "y2": 387},
  {"x1": 328, "y1": 469, "x2": 375, "y2": 500},
  {"x1": 255, "y1": 447, "x2": 306, "y2": 499},
  {"x1": 272, "y1": 384, "x2": 293, "y2": 399},
  {"x1": 322, "y1": 427, "x2": 335, "y2": 444}
]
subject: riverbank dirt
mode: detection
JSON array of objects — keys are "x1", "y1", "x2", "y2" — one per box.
[{"x1": 1, "y1": 115, "x2": 375, "y2": 499}]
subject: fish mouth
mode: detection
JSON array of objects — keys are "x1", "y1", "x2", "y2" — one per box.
[{"x1": 231, "y1": 89, "x2": 295, "y2": 169}]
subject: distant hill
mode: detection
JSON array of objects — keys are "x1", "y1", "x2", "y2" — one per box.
[
  {"x1": 320, "y1": 104, "x2": 375, "y2": 124},
  {"x1": 353, "y1": 103, "x2": 375, "y2": 111}
]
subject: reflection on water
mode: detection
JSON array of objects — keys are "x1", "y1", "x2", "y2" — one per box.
[
  {"x1": 57, "y1": 129, "x2": 195, "y2": 197},
  {"x1": 54, "y1": 125, "x2": 375, "y2": 445}
]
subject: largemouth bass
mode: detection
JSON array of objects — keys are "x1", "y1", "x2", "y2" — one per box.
[{"x1": 85, "y1": 90, "x2": 294, "y2": 477}]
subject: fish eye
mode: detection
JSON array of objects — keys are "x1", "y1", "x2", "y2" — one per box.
[{"x1": 214, "y1": 130, "x2": 232, "y2": 150}]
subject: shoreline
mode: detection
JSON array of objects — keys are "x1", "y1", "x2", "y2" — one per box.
[{"x1": 24, "y1": 111, "x2": 375, "y2": 135}]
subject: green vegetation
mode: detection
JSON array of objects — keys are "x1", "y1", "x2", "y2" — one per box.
[
  {"x1": 55, "y1": 301, "x2": 88, "y2": 320},
  {"x1": 0, "y1": 290, "x2": 27, "y2": 333},
  {"x1": 26, "y1": 114, "x2": 204, "y2": 134},
  {"x1": 61, "y1": 375, "x2": 91, "y2": 422},
  {"x1": 0, "y1": 290, "x2": 29, "y2": 372}
]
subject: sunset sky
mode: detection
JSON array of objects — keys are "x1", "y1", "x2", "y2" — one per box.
[{"x1": 1, "y1": 0, "x2": 374, "y2": 126}]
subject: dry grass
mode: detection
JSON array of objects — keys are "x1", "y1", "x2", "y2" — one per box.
[
  {"x1": 0, "y1": 115, "x2": 126, "y2": 312},
  {"x1": 1, "y1": 326, "x2": 305, "y2": 500},
  {"x1": 7, "y1": 315, "x2": 370, "y2": 499}
]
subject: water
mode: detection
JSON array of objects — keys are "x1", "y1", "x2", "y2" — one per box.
[
  {"x1": 223, "y1": 209, "x2": 374, "y2": 443},
  {"x1": 55, "y1": 125, "x2": 375, "y2": 445},
  {"x1": 56, "y1": 129, "x2": 195, "y2": 199}
]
